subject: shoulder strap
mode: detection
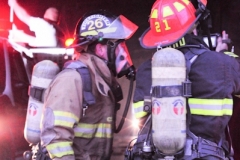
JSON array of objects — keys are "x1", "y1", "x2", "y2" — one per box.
[
  {"x1": 64, "y1": 60, "x2": 95, "y2": 107},
  {"x1": 177, "y1": 45, "x2": 210, "y2": 126},
  {"x1": 179, "y1": 44, "x2": 210, "y2": 75}
]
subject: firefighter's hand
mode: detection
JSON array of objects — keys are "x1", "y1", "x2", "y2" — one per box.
[
  {"x1": 215, "y1": 31, "x2": 230, "y2": 52},
  {"x1": 8, "y1": 0, "x2": 17, "y2": 7}
]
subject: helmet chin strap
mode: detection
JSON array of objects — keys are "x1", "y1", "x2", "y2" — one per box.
[{"x1": 106, "y1": 39, "x2": 124, "y2": 76}]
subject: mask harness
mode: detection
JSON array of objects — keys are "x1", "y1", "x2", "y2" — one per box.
[
  {"x1": 106, "y1": 39, "x2": 123, "y2": 77},
  {"x1": 106, "y1": 39, "x2": 135, "y2": 133}
]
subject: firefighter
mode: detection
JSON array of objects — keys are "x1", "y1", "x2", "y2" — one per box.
[
  {"x1": 8, "y1": 0, "x2": 66, "y2": 79},
  {"x1": 8, "y1": 0, "x2": 65, "y2": 47},
  {"x1": 130, "y1": 0, "x2": 240, "y2": 159},
  {"x1": 40, "y1": 10, "x2": 138, "y2": 160}
]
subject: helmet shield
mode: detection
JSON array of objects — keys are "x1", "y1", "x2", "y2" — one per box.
[
  {"x1": 140, "y1": 0, "x2": 202, "y2": 49},
  {"x1": 80, "y1": 15, "x2": 138, "y2": 40}
]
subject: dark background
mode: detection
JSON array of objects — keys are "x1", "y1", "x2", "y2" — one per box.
[
  {"x1": 1, "y1": 0, "x2": 240, "y2": 159},
  {"x1": 1, "y1": 0, "x2": 240, "y2": 62}
]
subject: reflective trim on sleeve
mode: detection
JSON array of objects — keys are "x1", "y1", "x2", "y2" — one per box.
[
  {"x1": 74, "y1": 123, "x2": 112, "y2": 138},
  {"x1": 46, "y1": 141, "x2": 74, "y2": 159},
  {"x1": 133, "y1": 101, "x2": 148, "y2": 118},
  {"x1": 188, "y1": 98, "x2": 233, "y2": 116},
  {"x1": 54, "y1": 111, "x2": 79, "y2": 128}
]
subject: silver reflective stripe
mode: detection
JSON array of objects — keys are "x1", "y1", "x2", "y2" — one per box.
[
  {"x1": 55, "y1": 116, "x2": 76, "y2": 124},
  {"x1": 49, "y1": 146, "x2": 72, "y2": 157},
  {"x1": 74, "y1": 125, "x2": 112, "y2": 134},
  {"x1": 189, "y1": 98, "x2": 233, "y2": 116},
  {"x1": 74, "y1": 123, "x2": 112, "y2": 138},
  {"x1": 47, "y1": 141, "x2": 74, "y2": 158},
  {"x1": 133, "y1": 101, "x2": 148, "y2": 118},
  {"x1": 134, "y1": 105, "x2": 144, "y2": 113},
  {"x1": 54, "y1": 111, "x2": 79, "y2": 128}
]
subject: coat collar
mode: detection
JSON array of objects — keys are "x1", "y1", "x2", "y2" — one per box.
[{"x1": 78, "y1": 53, "x2": 113, "y2": 96}]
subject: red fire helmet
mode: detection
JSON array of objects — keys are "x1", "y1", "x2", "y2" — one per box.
[{"x1": 140, "y1": 0, "x2": 207, "y2": 49}]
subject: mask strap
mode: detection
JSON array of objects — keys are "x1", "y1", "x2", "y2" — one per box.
[{"x1": 106, "y1": 39, "x2": 124, "y2": 76}]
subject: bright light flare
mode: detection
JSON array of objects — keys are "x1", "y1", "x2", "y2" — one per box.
[
  {"x1": 65, "y1": 38, "x2": 74, "y2": 47},
  {"x1": 131, "y1": 117, "x2": 140, "y2": 129}
]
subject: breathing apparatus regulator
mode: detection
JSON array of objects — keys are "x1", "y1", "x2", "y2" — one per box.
[{"x1": 70, "y1": 9, "x2": 138, "y2": 133}]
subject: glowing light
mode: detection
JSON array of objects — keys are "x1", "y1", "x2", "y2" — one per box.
[
  {"x1": 131, "y1": 117, "x2": 140, "y2": 129},
  {"x1": 65, "y1": 38, "x2": 74, "y2": 47}
]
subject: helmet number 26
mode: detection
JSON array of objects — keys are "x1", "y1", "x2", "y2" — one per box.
[
  {"x1": 88, "y1": 18, "x2": 104, "y2": 30},
  {"x1": 154, "y1": 20, "x2": 171, "y2": 32}
]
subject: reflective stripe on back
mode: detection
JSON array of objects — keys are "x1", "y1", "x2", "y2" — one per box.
[
  {"x1": 74, "y1": 123, "x2": 112, "y2": 138},
  {"x1": 189, "y1": 98, "x2": 233, "y2": 116}
]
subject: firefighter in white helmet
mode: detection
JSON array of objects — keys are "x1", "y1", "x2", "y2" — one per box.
[
  {"x1": 40, "y1": 10, "x2": 138, "y2": 160},
  {"x1": 127, "y1": 0, "x2": 240, "y2": 159}
]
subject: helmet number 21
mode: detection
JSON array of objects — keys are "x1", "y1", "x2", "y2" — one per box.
[
  {"x1": 154, "y1": 20, "x2": 171, "y2": 32},
  {"x1": 88, "y1": 19, "x2": 104, "y2": 30}
]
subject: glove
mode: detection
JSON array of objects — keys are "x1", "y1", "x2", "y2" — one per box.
[{"x1": 215, "y1": 30, "x2": 231, "y2": 52}]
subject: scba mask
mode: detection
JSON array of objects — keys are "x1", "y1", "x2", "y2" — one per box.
[{"x1": 107, "y1": 39, "x2": 135, "y2": 79}]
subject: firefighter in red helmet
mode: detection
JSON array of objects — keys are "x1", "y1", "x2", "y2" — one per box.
[
  {"x1": 38, "y1": 10, "x2": 138, "y2": 160},
  {"x1": 125, "y1": 0, "x2": 240, "y2": 159}
]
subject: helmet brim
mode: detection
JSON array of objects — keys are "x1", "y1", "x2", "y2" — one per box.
[{"x1": 139, "y1": 27, "x2": 183, "y2": 49}]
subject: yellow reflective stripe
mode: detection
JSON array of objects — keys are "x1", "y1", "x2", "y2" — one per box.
[
  {"x1": 190, "y1": 109, "x2": 232, "y2": 116},
  {"x1": 189, "y1": 98, "x2": 233, "y2": 116},
  {"x1": 173, "y1": 2, "x2": 185, "y2": 12},
  {"x1": 135, "y1": 112, "x2": 148, "y2": 119},
  {"x1": 133, "y1": 101, "x2": 148, "y2": 118},
  {"x1": 224, "y1": 51, "x2": 239, "y2": 58},
  {"x1": 182, "y1": 0, "x2": 190, "y2": 5},
  {"x1": 163, "y1": 6, "x2": 174, "y2": 17},
  {"x1": 46, "y1": 141, "x2": 73, "y2": 159},
  {"x1": 74, "y1": 123, "x2": 112, "y2": 138},
  {"x1": 151, "y1": 9, "x2": 158, "y2": 18},
  {"x1": 54, "y1": 111, "x2": 79, "y2": 128},
  {"x1": 81, "y1": 27, "x2": 117, "y2": 36}
]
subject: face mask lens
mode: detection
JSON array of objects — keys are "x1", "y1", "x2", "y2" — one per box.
[{"x1": 115, "y1": 42, "x2": 133, "y2": 77}]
